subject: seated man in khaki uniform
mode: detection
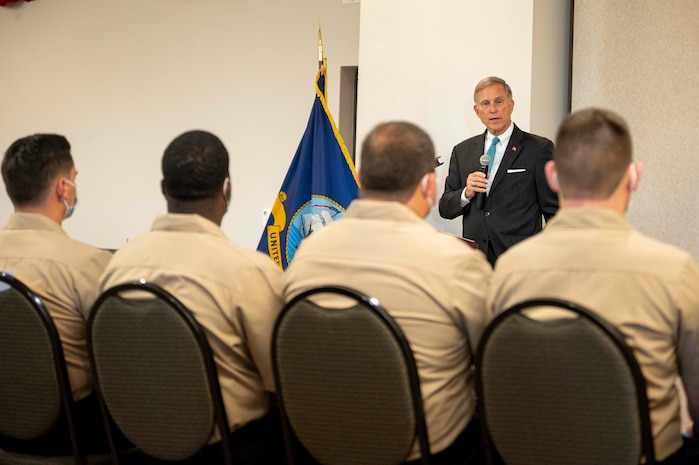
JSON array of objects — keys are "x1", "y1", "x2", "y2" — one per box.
[
  {"x1": 99, "y1": 130, "x2": 285, "y2": 465},
  {"x1": 283, "y1": 121, "x2": 493, "y2": 465},
  {"x1": 489, "y1": 108, "x2": 699, "y2": 465},
  {"x1": 0, "y1": 134, "x2": 112, "y2": 454}
]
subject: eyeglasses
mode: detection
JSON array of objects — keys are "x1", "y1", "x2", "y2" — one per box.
[{"x1": 435, "y1": 156, "x2": 444, "y2": 168}]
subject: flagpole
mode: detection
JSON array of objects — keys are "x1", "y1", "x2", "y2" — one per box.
[
  {"x1": 256, "y1": 25, "x2": 359, "y2": 269},
  {"x1": 318, "y1": 23, "x2": 327, "y2": 70}
]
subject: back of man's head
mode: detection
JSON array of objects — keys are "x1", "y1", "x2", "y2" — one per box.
[
  {"x1": 2, "y1": 134, "x2": 73, "y2": 208},
  {"x1": 162, "y1": 130, "x2": 229, "y2": 201},
  {"x1": 555, "y1": 108, "x2": 632, "y2": 200},
  {"x1": 359, "y1": 121, "x2": 435, "y2": 202}
]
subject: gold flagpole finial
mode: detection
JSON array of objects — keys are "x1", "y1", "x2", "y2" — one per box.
[{"x1": 318, "y1": 23, "x2": 326, "y2": 70}]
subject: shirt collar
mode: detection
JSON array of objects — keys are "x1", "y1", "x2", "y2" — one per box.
[
  {"x1": 486, "y1": 122, "x2": 515, "y2": 148},
  {"x1": 345, "y1": 199, "x2": 426, "y2": 224},
  {"x1": 547, "y1": 207, "x2": 631, "y2": 231},
  {"x1": 151, "y1": 213, "x2": 228, "y2": 239},
  {"x1": 4, "y1": 212, "x2": 67, "y2": 235}
]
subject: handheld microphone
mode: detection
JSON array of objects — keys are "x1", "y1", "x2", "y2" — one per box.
[{"x1": 476, "y1": 154, "x2": 490, "y2": 210}]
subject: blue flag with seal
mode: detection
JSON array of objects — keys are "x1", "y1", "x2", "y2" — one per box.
[{"x1": 257, "y1": 66, "x2": 359, "y2": 270}]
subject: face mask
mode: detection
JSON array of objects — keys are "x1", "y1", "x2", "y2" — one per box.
[{"x1": 61, "y1": 179, "x2": 78, "y2": 220}]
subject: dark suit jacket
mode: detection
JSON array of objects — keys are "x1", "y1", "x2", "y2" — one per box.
[{"x1": 439, "y1": 124, "x2": 558, "y2": 264}]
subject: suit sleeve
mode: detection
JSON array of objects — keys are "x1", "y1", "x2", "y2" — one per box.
[
  {"x1": 535, "y1": 138, "x2": 559, "y2": 221},
  {"x1": 439, "y1": 147, "x2": 470, "y2": 220}
]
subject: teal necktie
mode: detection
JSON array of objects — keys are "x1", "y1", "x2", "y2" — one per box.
[{"x1": 487, "y1": 136, "x2": 500, "y2": 173}]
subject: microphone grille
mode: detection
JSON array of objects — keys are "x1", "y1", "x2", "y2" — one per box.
[{"x1": 479, "y1": 154, "x2": 491, "y2": 167}]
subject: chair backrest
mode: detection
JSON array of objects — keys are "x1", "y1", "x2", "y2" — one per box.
[
  {"x1": 0, "y1": 272, "x2": 83, "y2": 464},
  {"x1": 272, "y1": 286, "x2": 431, "y2": 465},
  {"x1": 476, "y1": 298, "x2": 656, "y2": 465},
  {"x1": 87, "y1": 281, "x2": 234, "y2": 464}
]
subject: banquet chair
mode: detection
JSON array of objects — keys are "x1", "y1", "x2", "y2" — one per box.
[
  {"x1": 476, "y1": 298, "x2": 655, "y2": 465},
  {"x1": 0, "y1": 272, "x2": 112, "y2": 465},
  {"x1": 88, "y1": 281, "x2": 236, "y2": 465},
  {"x1": 272, "y1": 286, "x2": 432, "y2": 465}
]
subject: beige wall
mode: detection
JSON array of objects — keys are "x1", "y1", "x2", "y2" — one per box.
[
  {"x1": 531, "y1": 0, "x2": 572, "y2": 140},
  {"x1": 573, "y1": 0, "x2": 699, "y2": 259},
  {"x1": 0, "y1": 0, "x2": 360, "y2": 249}
]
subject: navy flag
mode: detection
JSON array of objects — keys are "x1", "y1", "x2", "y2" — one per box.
[{"x1": 257, "y1": 66, "x2": 359, "y2": 270}]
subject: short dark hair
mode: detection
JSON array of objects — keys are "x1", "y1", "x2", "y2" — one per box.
[
  {"x1": 1, "y1": 134, "x2": 74, "y2": 207},
  {"x1": 162, "y1": 130, "x2": 229, "y2": 200},
  {"x1": 359, "y1": 121, "x2": 435, "y2": 201},
  {"x1": 555, "y1": 108, "x2": 632, "y2": 200}
]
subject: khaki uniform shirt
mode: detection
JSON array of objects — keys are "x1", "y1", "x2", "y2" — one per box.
[
  {"x1": 98, "y1": 213, "x2": 283, "y2": 443},
  {"x1": 283, "y1": 200, "x2": 492, "y2": 459},
  {"x1": 0, "y1": 212, "x2": 111, "y2": 401},
  {"x1": 489, "y1": 208, "x2": 699, "y2": 461}
]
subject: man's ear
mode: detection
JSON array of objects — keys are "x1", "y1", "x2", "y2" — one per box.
[
  {"x1": 629, "y1": 162, "x2": 642, "y2": 192},
  {"x1": 160, "y1": 179, "x2": 167, "y2": 196},
  {"x1": 421, "y1": 172, "x2": 436, "y2": 193},
  {"x1": 223, "y1": 176, "x2": 232, "y2": 202},
  {"x1": 55, "y1": 179, "x2": 64, "y2": 199},
  {"x1": 55, "y1": 177, "x2": 69, "y2": 199},
  {"x1": 545, "y1": 160, "x2": 560, "y2": 193}
]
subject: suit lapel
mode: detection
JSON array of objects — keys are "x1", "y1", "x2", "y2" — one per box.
[
  {"x1": 490, "y1": 125, "x2": 523, "y2": 193},
  {"x1": 473, "y1": 131, "x2": 486, "y2": 165}
]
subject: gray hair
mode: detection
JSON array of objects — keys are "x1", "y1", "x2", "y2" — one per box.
[{"x1": 473, "y1": 76, "x2": 513, "y2": 103}]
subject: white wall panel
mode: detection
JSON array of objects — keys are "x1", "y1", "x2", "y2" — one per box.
[
  {"x1": 0, "y1": 0, "x2": 360, "y2": 249},
  {"x1": 356, "y1": 0, "x2": 570, "y2": 234}
]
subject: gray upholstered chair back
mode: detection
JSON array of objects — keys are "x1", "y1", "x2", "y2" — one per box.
[
  {"x1": 0, "y1": 276, "x2": 62, "y2": 441},
  {"x1": 272, "y1": 286, "x2": 431, "y2": 465},
  {"x1": 0, "y1": 272, "x2": 95, "y2": 465},
  {"x1": 476, "y1": 298, "x2": 655, "y2": 465},
  {"x1": 88, "y1": 281, "x2": 233, "y2": 464}
]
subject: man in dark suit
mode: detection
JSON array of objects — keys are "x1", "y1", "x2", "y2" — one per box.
[{"x1": 439, "y1": 76, "x2": 558, "y2": 266}]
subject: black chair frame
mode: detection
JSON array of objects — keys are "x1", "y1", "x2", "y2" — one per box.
[
  {"x1": 87, "y1": 280, "x2": 235, "y2": 465},
  {"x1": 272, "y1": 285, "x2": 432, "y2": 465}
]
